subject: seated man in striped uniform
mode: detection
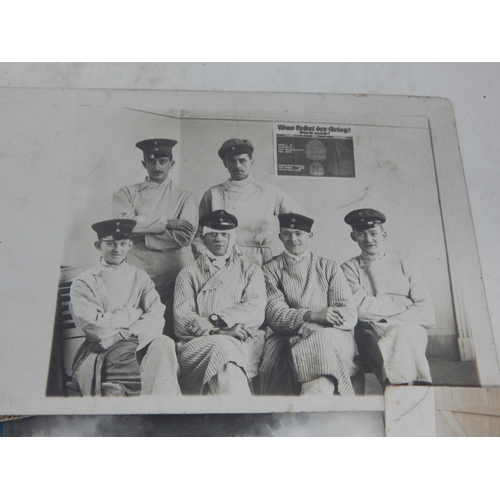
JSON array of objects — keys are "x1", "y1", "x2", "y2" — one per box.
[
  {"x1": 341, "y1": 209, "x2": 434, "y2": 388},
  {"x1": 70, "y1": 219, "x2": 181, "y2": 397},
  {"x1": 173, "y1": 210, "x2": 266, "y2": 395},
  {"x1": 259, "y1": 213, "x2": 359, "y2": 396}
]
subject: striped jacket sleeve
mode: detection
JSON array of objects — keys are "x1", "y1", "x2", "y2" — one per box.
[
  {"x1": 173, "y1": 266, "x2": 201, "y2": 338},
  {"x1": 326, "y1": 261, "x2": 358, "y2": 331},
  {"x1": 263, "y1": 264, "x2": 310, "y2": 333},
  {"x1": 218, "y1": 265, "x2": 266, "y2": 330}
]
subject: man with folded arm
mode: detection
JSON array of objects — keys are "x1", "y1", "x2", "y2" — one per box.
[
  {"x1": 174, "y1": 210, "x2": 266, "y2": 395},
  {"x1": 259, "y1": 213, "x2": 359, "y2": 396},
  {"x1": 112, "y1": 138, "x2": 198, "y2": 336},
  {"x1": 70, "y1": 218, "x2": 181, "y2": 396},
  {"x1": 341, "y1": 208, "x2": 435, "y2": 388}
]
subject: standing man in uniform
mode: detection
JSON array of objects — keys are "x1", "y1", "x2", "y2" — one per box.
[
  {"x1": 192, "y1": 138, "x2": 304, "y2": 266},
  {"x1": 174, "y1": 210, "x2": 266, "y2": 396},
  {"x1": 259, "y1": 213, "x2": 359, "y2": 396},
  {"x1": 341, "y1": 208, "x2": 435, "y2": 388},
  {"x1": 113, "y1": 138, "x2": 198, "y2": 337}
]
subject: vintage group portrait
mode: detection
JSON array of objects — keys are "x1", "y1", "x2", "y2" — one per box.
[{"x1": 1, "y1": 88, "x2": 497, "y2": 417}]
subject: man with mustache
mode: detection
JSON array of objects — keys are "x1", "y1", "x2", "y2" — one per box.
[
  {"x1": 192, "y1": 138, "x2": 304, "y2": 266},
  {"x1": 112, "y1": 138, "x2": 198, "y2": 337}
]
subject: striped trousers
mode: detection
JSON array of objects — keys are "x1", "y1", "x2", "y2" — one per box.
[{"x1": 258, "y1": 328, "x2": 357, "y2": 396}]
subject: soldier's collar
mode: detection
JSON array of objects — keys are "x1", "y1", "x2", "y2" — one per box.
[
  {"x1": 360, "y1": 250, "x2": 386, "y2": 262},
  {"x1": 284, "y1": 249, "x2": 310, "y2": 262}
]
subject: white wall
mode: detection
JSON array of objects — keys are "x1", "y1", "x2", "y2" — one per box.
[
  {"x1": 61, "y1": 105, "x2": 181, "y2": 272},
  {"x1": 180, "y1": 116, "x2": 457, "y2": 359}
]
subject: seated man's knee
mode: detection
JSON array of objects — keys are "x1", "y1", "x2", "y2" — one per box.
[
  {"x1": 141, "y1": 335, "x2": 177, "y2": 362},
  {"x1": 205, "y1": 335, "x2": 239, "y2": 354},
  {"x1": 150, "y1": 335, "x2": 176, "y2": 351}
]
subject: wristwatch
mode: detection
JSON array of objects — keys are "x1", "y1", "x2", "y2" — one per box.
[{"x1": 209, "y1": 314, "x2": 227, "y2": 328}]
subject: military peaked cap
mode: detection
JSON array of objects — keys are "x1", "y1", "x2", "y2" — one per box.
[
  {"x1": 218, "y1": 138, "x2": 254, "y2": 160},
  {"x1": 136, "y1": 138, "x2": 177, "y2": 159},
  {"x1": 344, "y1": 208, "x2": 386, "y2": 231},
  {"x1": 278, "y1": 213, "x2": 315, "y2": 233},
  {"x1": 200, "y1": 210, "x2": 238, "y2": 230},
  {"x1": 91, "y1": 219, "x2": 137, "y2": 240}
]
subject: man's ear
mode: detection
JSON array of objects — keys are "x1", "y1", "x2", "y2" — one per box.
[
  {"x1": 170, "y1": 160, "x2": 175, "y2": 167},
  {"x1": 278, "y1": 231, "x2": 284, "y2": 243},
  {"x1": 309, "y1": 232, "x2": 313, "y2": 239},
  {"x1": 350, "y1": 232, "x2": 356, "y2": 242},
  {"x1": 142, "y1": 160, "x2": 146, "y2": 169},
  {"x1": 94, "y1": 241, "x2": 102, "y2": 251}
]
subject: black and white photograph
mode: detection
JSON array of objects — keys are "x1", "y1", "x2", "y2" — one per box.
[{"x1": 1, "y1": 63, "x2": 500, "y2": 437}]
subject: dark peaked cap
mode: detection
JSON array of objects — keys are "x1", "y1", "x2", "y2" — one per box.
[
  {"x1": 218, "y1": 139, "x2": 254, "y2": 160},
  {"x1": 200, "y1": 210, "x2": 238, "y2": 230},
  {"x1": 136, "y1": 138, "x2": 177, "y2": 159},
  {"x1": 92, "y1": 219, "x2": 137, "y2": 240},
  {"x1": 344, "y1": 208, "x2": 386, "y2": 231},
  {"x1": 278, "y1": 213, "x2": 314, "y2": 233}
]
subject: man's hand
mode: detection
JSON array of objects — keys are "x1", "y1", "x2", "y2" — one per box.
[
  {"x1": 92, "y1": 333, "x2": 122, "y2": 353},
  {"x1": 166, "y1": 219, "x2": 195, "y2": 233},
  {"x1": 115, "y1": 306, "x2": 143, "y2": 323},
  {"x1": 189, "y1": 316, "x2": 213, "y2": 337},
  {"x1": 219, "y1": 324, "x2": 254, "y2": 341},
  {"x1": 298, "y1": 322, "x2": 322, "y2": 340},
  {"x1": 304, "y1": 307, "x2": 344, "y2": 327}
]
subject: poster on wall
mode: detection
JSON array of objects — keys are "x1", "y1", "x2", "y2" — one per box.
[{"x1": 274, "y1": 123, "x2": 355, "y2": 178}]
